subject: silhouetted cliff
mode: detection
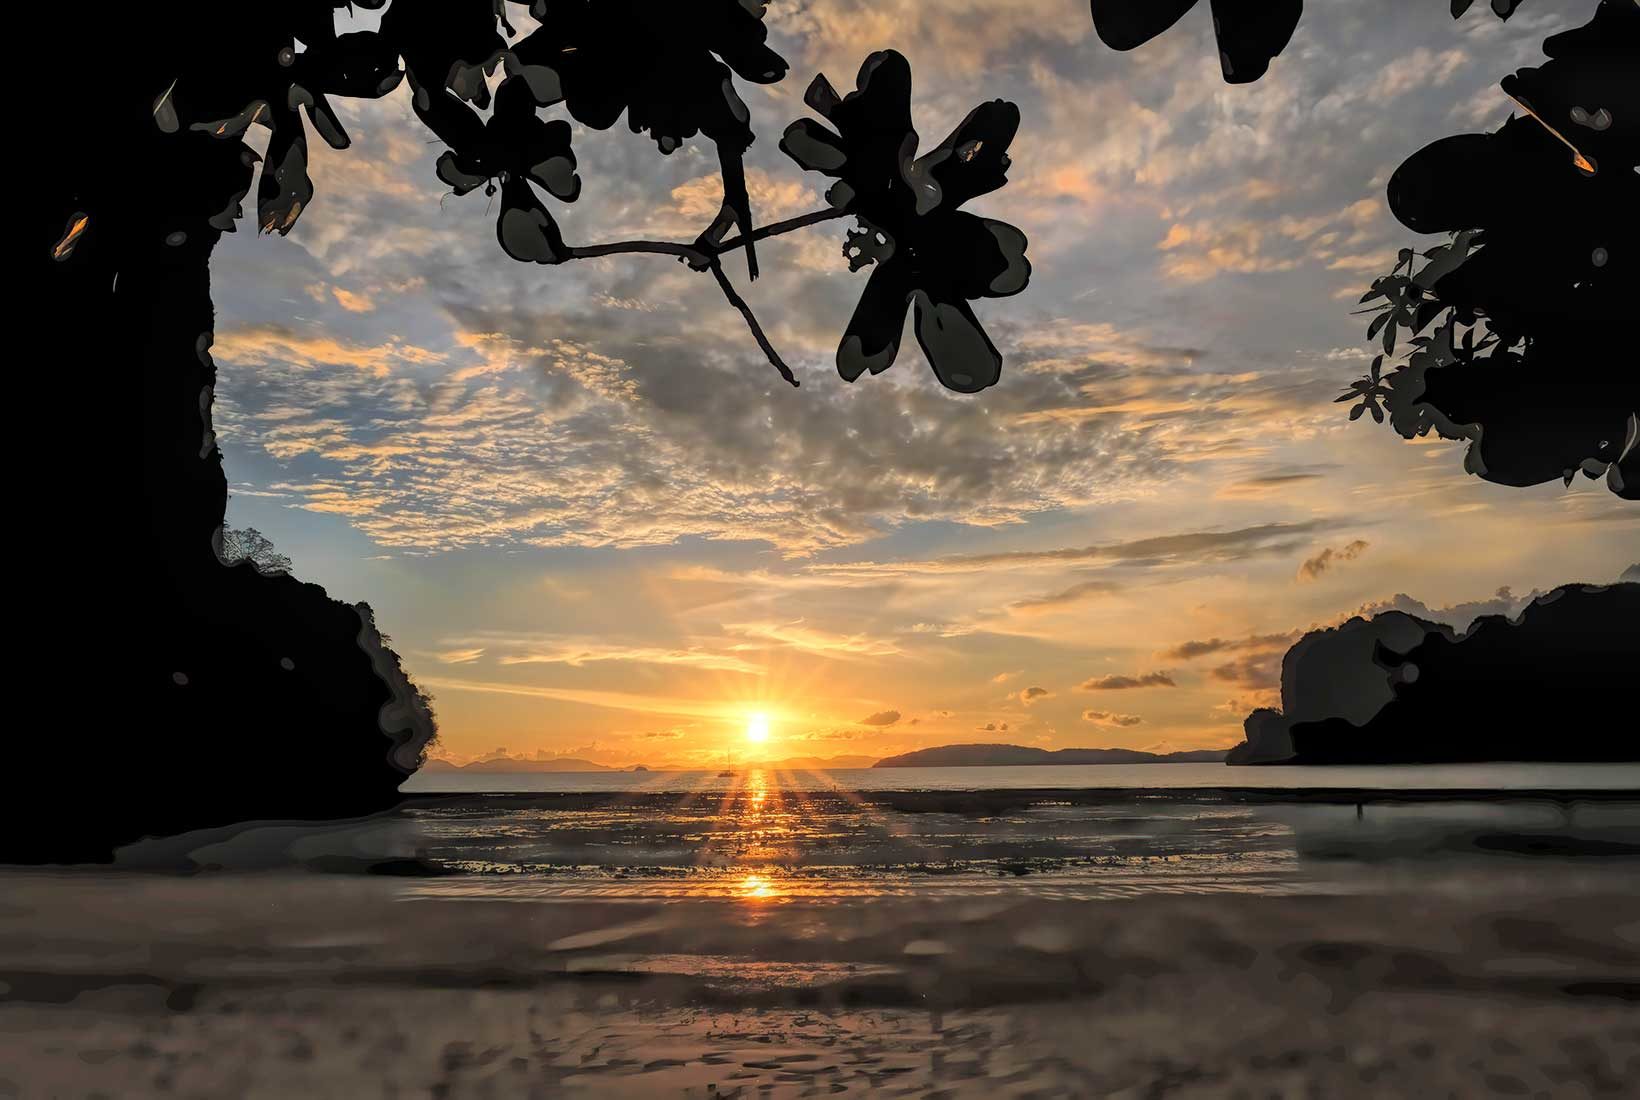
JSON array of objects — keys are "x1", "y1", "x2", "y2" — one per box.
[
  {"x1": 21, "y1": 5, "x2": 435, "y2": 863},
  {"x1": 1228, "y1": 583, "x2": 1638, "y2": 765}
]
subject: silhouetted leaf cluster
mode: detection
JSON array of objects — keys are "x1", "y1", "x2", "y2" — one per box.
[
  {"x1": 511, "y1": 0, "x2": 788, "y2": 275},
  {"x1": 1449, "y1": 0, "x2": 1523, "y2": 19},
  {"x1": 149, "y1": 2, "x2": 406, "y2": 236},
  {"x1": 780, "y1": 51, "x2": 1031, "y2": 392},
  {"x1": 1088, "y1": 0, "x2": 1529, "y2": 85},
  {"x1": 1089, "y1": 0, "x2": 1302, "y2": 84},
  {"x1": 1346, "y1": 0, "x2": 1638, "y2": 499}
]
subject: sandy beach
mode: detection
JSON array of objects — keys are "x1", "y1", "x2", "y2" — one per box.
[{"x1": 4, "y1": 865, "x2": 1638, "y2": 1098}]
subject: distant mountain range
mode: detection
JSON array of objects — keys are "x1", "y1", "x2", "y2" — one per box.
[{"x1": 873, "y1": 744, "x2": 1227, "y2": 768}]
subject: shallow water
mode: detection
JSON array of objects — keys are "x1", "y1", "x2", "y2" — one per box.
[{"x1": 388, "y1": 773, "x2": 1640, "y2": 902}]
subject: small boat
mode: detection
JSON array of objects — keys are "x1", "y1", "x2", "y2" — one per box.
[{"x1": 717, "y1": 751, "x2": 735, "y2": 778}]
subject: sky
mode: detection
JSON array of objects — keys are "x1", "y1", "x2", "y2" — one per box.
[{"x1": 207, "y1": 0, "x2": 1636, "y2": 767}]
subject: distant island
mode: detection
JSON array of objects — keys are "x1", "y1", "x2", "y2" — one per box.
[{"x1": 873, "y1": 744, "x2": 1227, "y2": 768}]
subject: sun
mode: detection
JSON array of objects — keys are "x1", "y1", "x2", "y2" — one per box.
[{"x1": 745, "y1": 712, "x2": 770, "y2": 744}]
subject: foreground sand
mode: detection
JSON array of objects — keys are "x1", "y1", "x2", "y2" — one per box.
[{"x1": 3, "y1": 871, "x2": 1638, "y2": 1098}]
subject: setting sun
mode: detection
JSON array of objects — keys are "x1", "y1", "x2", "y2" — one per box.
[{"x1": 745, "y1": 713, "x2": 770, "y2": 744}]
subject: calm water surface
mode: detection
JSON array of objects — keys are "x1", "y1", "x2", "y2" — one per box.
[
  {"x1": 389, "y1": 764, "x2": 1640, "y2": 902},
  {"x1": 403, "y1": 762, "x2": 1640, "y2": 795}
]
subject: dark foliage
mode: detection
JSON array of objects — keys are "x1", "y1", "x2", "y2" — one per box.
[
  {"x1": 1089, "y1": 0, "x2": 1302, "y2": 84},
  {"x1": 1344, "y1": 0, "x2": 1639, "y2": 498},
  {"x1": 510, "y1": 0, "x2": 787, "y2": 277},
  {"x1": 1088, "y1": 0, "x2": 1528, "y2": 85},
  {"x1": 1229, "y1": 583, "x2": 1639, "y2": 765},
  {"x1": 1450, "y1": 0, "x2": 1524, "y2": 19},
  {"x1": 780, "y1": 51, "x2": 1031, "y2": 392}
]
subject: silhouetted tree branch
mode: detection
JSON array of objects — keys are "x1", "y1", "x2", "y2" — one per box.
[{"x1": 557, "y1": 207, "x2": 847, "y2": 384}]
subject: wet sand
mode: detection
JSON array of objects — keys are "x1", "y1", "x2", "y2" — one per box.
[{"x1": 3, "y1": 871, "x2": 1638, "y2": 1097}]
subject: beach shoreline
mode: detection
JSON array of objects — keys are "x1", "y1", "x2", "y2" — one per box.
[{"x1": 4, "y1": 869, "x2": 1638, "y2": 1097}]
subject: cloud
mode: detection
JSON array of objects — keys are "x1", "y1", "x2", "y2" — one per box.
[
  {"x1": 1297, "y1": 539, "x2": 1371, "y2": 582},
  {"x1": 1157, "y1": 631, "x2": 1302, "y2": 661},
  {"x1": 1209, "y1": 653, "x2": 1284, "y2": 690},
  {"x1": 797, "y1": 728, "x2": 864, "y2": 742},
  {"x1": 1082, "y1": 710, "x2": 1143, "y2": 727},
  {"x1": 1214, "y1": 472, "x2": 1328, "y2": 501},
  {"x1": 1156, "y1": 219, "x2": 1303, "y2": 282},
  {"x1": 427, "y1": 631, "x2": 768, "y2": 675},
  {"x1": 332, "y1": 287, "x2": 375, "y2": 313},
  {"x1": 213, "y1": 323, "x2": 446, "y2": 378},
  {"x1": 1008, "y1": 579, "x2": 1120, "y2": 614},
  {"x1": 826, "y1": 523, "x2": 1330, "y2": 577},
  {"x1": 667, "y1": 168, "x2": 818, "y2": 227},
  {"x1": 496, "y1": 642, "x2": 765, "y2": 675},
  {"x1": 1078, "y1": 671, "x2": 1176, "y2": 691},
  {"x1": 1016, "y1": 686, "x2": 1052, "y2": 705},
  {"x1": 774, "y1": 0, "x2": 1089, "y2": 74},
  {"x1": 859, "y1": 709, "x2": 901, "y2": 726},
  {"x1": 724, "y1": 621, "x2": 901, "y2": 660}
]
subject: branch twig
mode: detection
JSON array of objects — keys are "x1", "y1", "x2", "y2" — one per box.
[
  {"x1": 716, "y1": 207, "x2": 847, "y2": 256},
  {"x1": 561, "y1": 207, "x2": 847, "y2": 386},
  {"x1": 565, "y1": 238, "x2": 706, "y2": 263},
  {"x1": 562, "y1": 207, "x2": 847, "y2": 267},
  {"x1": 709, "y1": 259, "x2": 798, "y2": 388}
]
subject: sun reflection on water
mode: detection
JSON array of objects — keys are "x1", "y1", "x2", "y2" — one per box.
[
  {"x1": 703, "y1": 767, "x2": 850, "y2": 904},
  {"x1": 738, "y1": 873, "x2": 777, "y2": 900}
]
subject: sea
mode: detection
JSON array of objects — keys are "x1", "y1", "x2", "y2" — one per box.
[{"x1": 383, "y1": 763, "x2": 1640, "y2": 902}]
